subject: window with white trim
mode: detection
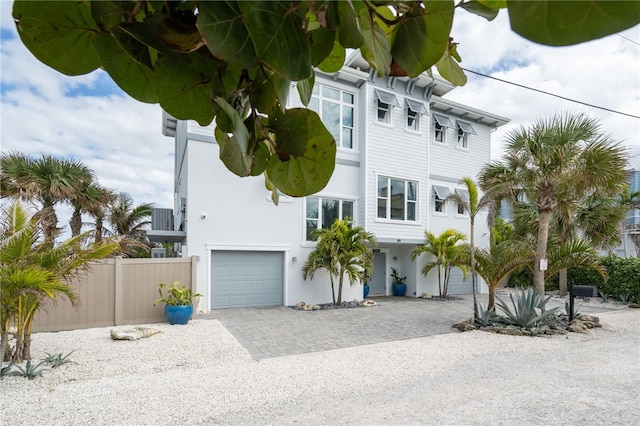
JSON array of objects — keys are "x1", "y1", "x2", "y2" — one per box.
[
  {"x1": 374, "y1": 89, "x2": 399, "y2": 124},
  {"x1": 406, "y1": 98, "x2": 427, "y2": 131},
  {"x1": 433, "y1": 185, "x2": 451, "y2": 213},
  {"x1": 457, "y1": 120, "x2": 477, "y2": 149},
  {"x1": 305, "y1": 197, "x2": 355, "y2": 241},
  {"x1": 433, "y1": 113, "x2": 453, "y2": 144},
  {"x1": 308, "y1": 85, "x2": 355, "y2": 149},
  {"x1": 407, "y1": 109, "x2": 418, "y2": 130},
  {"x1": 377, "y1": 177, "x2": 417, "y2": 221},
  {"x1": 455, "y1": 188, "x2": 469, "y2": 215}
]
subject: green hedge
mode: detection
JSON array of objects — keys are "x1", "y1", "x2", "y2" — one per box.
[{"x1": 568, "y1": 255, "x2": 640, "y2": 303}]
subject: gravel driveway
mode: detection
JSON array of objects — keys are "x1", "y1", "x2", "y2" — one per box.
[{"x1": 1, "y1": 308, "x2": 638, "y2": 425}]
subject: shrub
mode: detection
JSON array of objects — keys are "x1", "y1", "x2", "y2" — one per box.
[
  {"x1": 495, "y1": 287, "x2": 561, "y2": 329},
  {"x1": 568, "y1": 255, "x2": 640, "y2": 303}
]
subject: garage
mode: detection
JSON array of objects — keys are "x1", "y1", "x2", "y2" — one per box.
[{"x1": 211, "y1": 251, "x2": 284, "y2": 309}]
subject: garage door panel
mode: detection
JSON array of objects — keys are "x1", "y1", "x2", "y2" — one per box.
[{"x1": 212, "y1": 251, "x2": 284, "y2": 309}]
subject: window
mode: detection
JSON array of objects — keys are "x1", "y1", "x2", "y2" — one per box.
[
  {"x1": 455, "y1": 188, "x2": 469, "y2": 215},
  {"x1": 308, "y1": 85, "x2": 355, "y2": 149},
  {"x1": 433, "y1": 185, "x2": 451, "y2": 213},
  {"x1": 377, "y1": 177, "x2": 417, "y2": 221},
  {"x1": 433, "y1": 113, "x2": 453, "y2": 144},
  {"x1": 374, "y1": 89, "x2": 399, "y2": 124},
  {"x1": 406, "y1": 99, "x2": 427, "y2": 131},
  {"x1": 305, "y1": 197, "x2": 354, "y2": 240},
  {"x1": 456, "y1": 120, "x2": 477, "y2": 149}
]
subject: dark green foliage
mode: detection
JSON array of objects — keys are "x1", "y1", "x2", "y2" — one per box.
[
  {"x1": 568, "y1": 255, "x2": 640, "y2": 303},
  {"x1": 496, "y1": 288, "x2": 561, "y2": 329}
]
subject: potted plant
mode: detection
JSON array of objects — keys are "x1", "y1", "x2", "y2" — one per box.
[
  {"x1": 362, "y1": 270, "x2": 371, "y2": 299},
  {"x1": 154, "y1": 281, "x2": 202, "y2": 325},
  {"x1": 391, "y1": 267, "x2": 407, "y2": 297}
]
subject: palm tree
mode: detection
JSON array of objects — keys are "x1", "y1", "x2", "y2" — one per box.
[
  {"x1": 473, "y1": 239, "x2": 533, "y2": 310},
  {"x1": 480, "y1": 113, "x2": 628, "y2": 295},
  {"x1": 69, "y1": 182, "x2": 112, "y2": 237},
  {"x1": 447, "y1": 177, "x2": 496, "y2": 318},
  {"x1": 1, "y1": 152, "x2": 95, "y2": 243},
  {"x1": 85, "y1": 186, "x2": 116, "y2": 244},
  {"x1": 0, "y1": 201, "x2": 117, "y2": 362},
  {"x1": 411, "y1": 229, "x2": 469, "y2": 299},
  {"x1": 302, "y1": 219, "x2": 376, "y2": 305},
  {"x1": 107, "y1": 192, "x2": 153, "y2": 256}
]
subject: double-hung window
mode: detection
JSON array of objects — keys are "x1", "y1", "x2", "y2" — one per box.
[
  {"x1": 374, "y1": 89, "x2": 399, "y2": 124},
  {"x1": 308, "y1": 86, "x2": 355, "y2": 149},
  {"x1": 433, "y1": 113, "x2": 453, "y2": 144},
  {"x1": 377, "y1": 177, "x2": 417, "y2": 221},
  {"x1": 305, "y1": 197, "x2": 355, "y2": 241},
  {"x1": 456, "y1": 120, "x2": 477, "y2": 149},
  {"x1": 433, "y1": 185, "x2": 451, "y2": 213},
  {"x1": 406, "y1": 98, "x2": 428, "y2": 131}
]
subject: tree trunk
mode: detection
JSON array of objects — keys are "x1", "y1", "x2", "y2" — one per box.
[
  {"x1": 329, "y1": 276, "x2": 336, "y2": 305},
  {"x1": 470, "y1": 218, "x2": 478, "y2": 318},
  {"x1": 40, "y1": 204, "x2": 59, "y2": 244},
  {"x1": 70, "y1": 208, "x2": 82, "y2": 236},
  {"x1": 94, "y1": 216, "x2": 103, "y2": 243},
  {"x1": 533, "y1": 210, "x2": 552, "y2": 295},
  {"x1": 488, "y1": 286, "x2": 496, "y2": 311},
  {"x1": 559, "y1": 268, "x2": 568, "y2": 296},
  {"x1": 437, "y1": 265, "x2": 443, "y2": 298},
  {"x1": 336, "y1": 267, "x2": 345, "y2": 305}
]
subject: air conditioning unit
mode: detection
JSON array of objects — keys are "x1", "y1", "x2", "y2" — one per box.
[{"x1": 151, "y1": 248, "x2": 166, "y2": 258}]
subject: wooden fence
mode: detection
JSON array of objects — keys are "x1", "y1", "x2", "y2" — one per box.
[{"x1": 32, "y1": 257, "x2": 197, "y2": 332}]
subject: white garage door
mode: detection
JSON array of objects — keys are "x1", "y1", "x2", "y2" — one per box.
[
  {"x1": 211, "y1": 251, "x2": 284, "y2": 309},
  {"x1": 447, "y1": 268, "x2": 472, "y2": 295}
]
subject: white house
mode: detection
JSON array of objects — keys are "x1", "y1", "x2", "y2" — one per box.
[{"x1": 151, "y1": 52, "x2": 509, "y2": 311}]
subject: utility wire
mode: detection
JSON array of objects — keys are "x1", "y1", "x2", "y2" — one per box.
[
  {"x1": 617, "y1": 33, "x2": 640, "y2": 46},
  {"x1": 461, "y1": 67, "x2": 640, "y2": 120}
]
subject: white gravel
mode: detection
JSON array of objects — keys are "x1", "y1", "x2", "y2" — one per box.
[{"x1": 1, "y1": 309, "x2": 638, "y2": 425}]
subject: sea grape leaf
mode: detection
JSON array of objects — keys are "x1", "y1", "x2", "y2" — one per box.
[
  {"x1": 13, "y1": 0, "x2": 101, "y2": 76},
  {"x1": 197, "y1": 1, "x2": 259, "y2": 69},
  {"x1": 154, "y1": 52, "x2": 217, "y2": 125},
  {"x1": 267, "y1": 109, "x2": 336, "y2": 196},
  {"x1": 459, "y1": 1, "x2": 500, "y2": 21},
  {"x1": 391, "y1": 1, "x2": 454, "y2": 78},
  {"x1": 508, "y1": 0, "x2": 640, "y2": 46},
  {"x1": 92, "y1": 32, "x2": 158, "y2": 103},
  {"x1": 296, "y1": 73, "x2": 315, "y2": 107},
  {"x1": 337, "y1": 1, "x2": 365, "y2": 48},
  {"x1": 436, "y1": 43, "x2": 467, "y2": 86},
  {"x1": 213, "y1": 98, "x2": 253, "y2": 177},
  {"x1": 238, "y1": 1, "x2": 313, "y2": 81},
  {"x1": 357, "y1": 6, "x2": 392, "y2": 76}
]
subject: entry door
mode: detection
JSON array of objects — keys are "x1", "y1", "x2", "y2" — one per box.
[{"x1": 370, "y1": 252, "x2": 386, "y2": 295}]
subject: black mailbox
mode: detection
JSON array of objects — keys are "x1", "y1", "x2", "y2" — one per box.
[
  {"x1": 569, "y1": 285, "x2": 598, "y2": 321},
  {"x1": 570, "y1": 285, "x2": 598, "y2": 297}
]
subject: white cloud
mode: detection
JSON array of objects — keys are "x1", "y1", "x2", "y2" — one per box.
[{"x1": 449, "y1": 10, "x2": 640, "y2": 161}]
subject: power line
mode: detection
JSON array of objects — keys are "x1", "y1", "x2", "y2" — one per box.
[
  {"x1": 461, "y1": 68, "x2": 640, "y2": 120},
  {"x1": 617, "y1": 33, "x2": 640, "y2": 46}
]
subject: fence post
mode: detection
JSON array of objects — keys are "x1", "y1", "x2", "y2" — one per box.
[
  {"x1": 115, "y1": 256, "x2": 123, "y2": 325},
  {"x1": 190, "y1": 255, "x2": 197, "y2": 291}
]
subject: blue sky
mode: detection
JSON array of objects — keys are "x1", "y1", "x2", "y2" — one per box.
[{"x1": 1, "y1": 2, "x2": 639, "y2": 237}]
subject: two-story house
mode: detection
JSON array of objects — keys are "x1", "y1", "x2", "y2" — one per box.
[{"x1": 151, "y1": 52, "x2": 509, "y2": 311}]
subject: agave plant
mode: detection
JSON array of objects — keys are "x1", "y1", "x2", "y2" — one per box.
[
  {"x1": 474, "y1": 304, "x2": 497, "y2": 327},
  {"x1": 43, "y1": 351, "x2": 76, "y2": 368},
  {"x1": 495, "y1": 287, "x2": 560, "y2": 329},
  {"x1": 8, "y1": 359, "x2": 48, "y2": 380}
]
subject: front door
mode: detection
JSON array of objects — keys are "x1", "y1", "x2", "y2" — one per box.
[{"x1": 370, "y1": 251, "x2": 386, "y2": 295}]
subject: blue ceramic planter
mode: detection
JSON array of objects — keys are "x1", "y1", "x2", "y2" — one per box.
[
  {"x1": 165, "y1": 305, "x2": 193, "y2": 325},
  {"x1": 392, "y1": 283, "x2": 407, "y2": 297},
  {"x1": 363, "y1": 285, "x2": 370, "y2": 299}
]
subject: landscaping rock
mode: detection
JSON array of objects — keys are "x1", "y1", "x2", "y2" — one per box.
[
  {"x1": 452, "y1": 321, "x2": 477, "y2": 332},
  {"x1": 629, "y1": 303, "x2": 640, "y2": 309},
  {"x1": 110, "y1": 326, "x2": 162, "y2": 341},
  {"x1": 567, "y1": 322, "x2": 589, "y2": 334}
]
